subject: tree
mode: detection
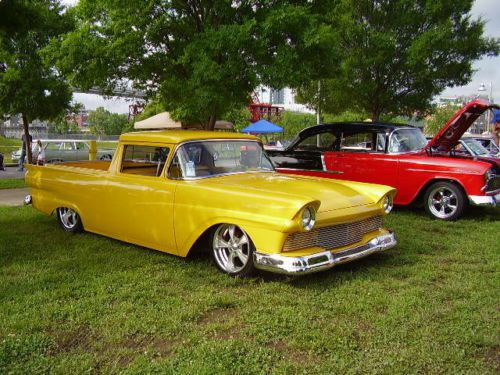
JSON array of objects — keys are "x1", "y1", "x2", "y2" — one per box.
[
  {"x1": 297, "y1": 0, "x2": 499, "y2": 122},
  {"x1": 425, "y1": 105, "x2": 460, "y2": 136},
  {"x1": 87, "y1": 107, "x2": 129, "y2": 136},
  {"x1": 48, "y1": 102, "x2": 84, "y2": 134},
  {"x1": 0, "y1": 0, "x2": 73, "y2": 162},
  {"x1": 49, "y1": 1, "x2": 335, "y2": 130}
]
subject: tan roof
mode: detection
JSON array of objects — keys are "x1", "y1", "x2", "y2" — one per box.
[
  {"x1": 134, "y1": 112, "x2": 182, "y2": 129},
  {"x1": 119, "y1": 130, "x2": 258, "y2": 144}
]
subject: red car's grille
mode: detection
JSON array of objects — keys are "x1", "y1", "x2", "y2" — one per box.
[{"x1": 283, "y1": 216, "x2": 382, "y2": 252}]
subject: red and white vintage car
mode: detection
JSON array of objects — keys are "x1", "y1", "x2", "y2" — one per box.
[{"x1": 269, "y1": 99, "x2": 500, "y2": 220}]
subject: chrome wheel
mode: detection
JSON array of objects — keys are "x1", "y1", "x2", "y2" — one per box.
[
  {"x1": 212, "y1": 224, "x2": 253, "y2": 275},
  {"x1": 424, "y1": 182, "x2": 466, "y2": 220},
  {"x1": 428, "y1": 187, "x2": 458, "y2": 219},
  {"x1": 57, "y1": 207, "x2": 81, "y2": 230}
]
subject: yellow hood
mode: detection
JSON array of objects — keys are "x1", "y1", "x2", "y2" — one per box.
[{"x1": 201, "y1": 172, "x2": 392, "y2": 213}]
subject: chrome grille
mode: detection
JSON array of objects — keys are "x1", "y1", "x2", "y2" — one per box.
[{"x1": 283, "y1": 216, "x2": 382, "y2": 252}]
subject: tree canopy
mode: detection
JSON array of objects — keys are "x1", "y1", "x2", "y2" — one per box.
[
  {"x1": 296, "y1": 0, "x2": 499, "y2": 122},
  {"x1": 0, "y1": 0, "x2": 74, "y2": 161},
  {"x1": 49, "y1": 0, "x2": 336, "y2": 130},
  {"x1": 87, "y1": 107, "x2": 130, "y2": 136}
]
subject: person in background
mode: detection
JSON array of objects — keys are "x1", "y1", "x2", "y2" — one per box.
[
  {"x1": 492, "y1": 110, "x2": 500, "y2": 147},
  {"x1": 35, "y1": 139, "x2": 45, "y2": 165},
  {"x1": 17, "y1": 132, "x2": 32, "y2": 171},
  {"x1": 0, "y1": 152, "x2": 5, "y2": 171}
]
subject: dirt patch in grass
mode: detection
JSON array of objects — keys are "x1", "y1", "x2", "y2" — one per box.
[
  {"x1": 265, "y1": 339, "x2": 320, "y2": 364},
  {"x1": 120, "y1": 335, "x2": 176, "y2": 356},
  {"x1": 199, "y1": 307, "x2": 237, "y2": 325},
  {"x1": 482, "y1": 346, "x2": 500, "y2": 372},
  {"x1": 200, "y1": 307, "x2": 246, "y2": 340},
  {"x1": 49, "y1": 324, "x2": 98, "y2": 354},
  {"x1": 110, "y1": 335, "x2": 177, "y2": 367}
]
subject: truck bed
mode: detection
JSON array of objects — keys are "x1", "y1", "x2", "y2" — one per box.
[{"x1": 59, "y1": 160, "x2": 111, "y2": 171}]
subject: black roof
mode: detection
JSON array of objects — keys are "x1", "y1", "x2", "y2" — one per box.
[{"x1": 297, "y1": 122, "x2": 415, "y2": 139}]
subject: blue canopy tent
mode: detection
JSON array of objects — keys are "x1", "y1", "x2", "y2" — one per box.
[{"x1": 242, "y1": 119, "x2": 283, "y2": 134}]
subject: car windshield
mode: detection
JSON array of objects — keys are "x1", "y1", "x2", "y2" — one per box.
[
  {"x1": 388, "y1": 128, "x2": 428, "y2": 153},
  {"x1": 170, "y1": 140, "x2": 274, "y2": 179},
  {"x1": 462, "y1": 139, "x2": 490, "y2": 156}
]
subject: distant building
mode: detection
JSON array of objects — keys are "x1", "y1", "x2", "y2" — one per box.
[
  {"x1": 73, "y1": 108, "x2": 89, "y2": 127},
  {"x1": 434, "y1": 93, "x2": 495, "y2": 134},
  {"x1": 0, "y1": 114, "x2": 48, "y2": 139},
  {"x1": 257, "y1": 86, "x2": 314, "y2": 114}
]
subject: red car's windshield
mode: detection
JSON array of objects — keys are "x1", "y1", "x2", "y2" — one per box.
[{"x1": 388, "y1": 128, "x2": 428, "y2": 153}]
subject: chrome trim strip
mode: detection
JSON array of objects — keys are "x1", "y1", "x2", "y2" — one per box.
[
  {"x1": 277, "y1": 168, "x2": 343, "y2": 174},
  {"x1": 254, "y1": 232, "x2": 397, "y2": 275},
  {"x1": 320, "y1": 154, "x2": 327, "y2": 171},
  {"x1": 469, "y1": 193, "x2": 499, "y2": 206}
]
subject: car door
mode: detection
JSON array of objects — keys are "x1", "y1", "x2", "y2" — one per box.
[
  {"x1": 45, "y1": 141, "x2": 63, "y2": 163},
  {"x1": 59, "y1": 142, "x2": 77, "y2": 161},
  {"x1": 327, "y1": 130, "x2": 399, "y2": 189},
  {"x1": 104, "y1": 143, "x2": 178, "y2": 253},
  {"x1": 75, "y1": 142, "x2": 89, "y2": 160}
]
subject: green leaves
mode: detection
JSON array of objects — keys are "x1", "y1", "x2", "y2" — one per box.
[
  {"x1": 0, "y1": 0, "x2": 73, "y2": 123},
  {"x1": 87, "y1": 107, "x2": 129, "y2": 135},
  {"x1": 299, "y1": 0, "x2": 498, "y2": 121}
]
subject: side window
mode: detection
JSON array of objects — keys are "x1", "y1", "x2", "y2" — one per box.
[
  {"x1": 45, "y1": 142, "x2": 62, "y2": 151},
  {"x1": 376, "y1": 133, "x2": 387, "y2": 152},
  {"x1": 340, "y1": 132, "x2": 374, "y2": 152},
  {"x1": 296, "y1": 132, "x2": 336, "y2": 151},
  {"x1": 75, "y1": 142, "x2": 88, "y2": 150},
  {"x1": 61, "y1": 142, "x2": 75, "y2": 151},
  {"x1": 121, "y1": 145, "x2": 170, "y2": 177}
]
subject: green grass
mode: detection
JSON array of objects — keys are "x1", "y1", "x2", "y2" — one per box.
[
  {"x1": 0, "y1": 178, "x2": 26, "y2": 190},
  {"x1": 1, "y1": 206, "x2": 499, "y2": 374}
]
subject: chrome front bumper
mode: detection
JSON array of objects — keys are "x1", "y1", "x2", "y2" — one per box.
[
  {"x1": 254, "y1": 232, "x2": 397, "y2": 275},
  {"x1": 469, "y1": 192, "x2": 500, "y2": 206}
]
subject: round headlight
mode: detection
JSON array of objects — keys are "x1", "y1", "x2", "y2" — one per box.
[
  {"x1": 301, "y1": 207, "x2": 316, "y2": 231},
  {"x1": 383, "y1": 195, "x2": 394, "y2": 214}
]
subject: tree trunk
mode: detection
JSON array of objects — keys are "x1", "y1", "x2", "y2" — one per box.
[
  {"x1": 371, "y1": 110, "x2": 380, "y2": 123},
  {"x1": 205, "y1": 114, "x2": 217, "y2": 131},
  {"x1": 22, "y1": 113, "x2": 33, "y2": 164}
]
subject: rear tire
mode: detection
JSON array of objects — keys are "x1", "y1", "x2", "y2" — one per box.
[
  {"x1": 211, "y1": 224, "x2": 256, "y2": 277},
  {"x1": 56, "y1": 207, "x2": 83, "y2": 232},
  {"x1": 424, "y1": 182, "x2": 466, "y2": 220}
]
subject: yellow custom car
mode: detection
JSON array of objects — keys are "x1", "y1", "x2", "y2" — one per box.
[{"x1": 25, "y1": 130, "x2": 397, "y2": 276}]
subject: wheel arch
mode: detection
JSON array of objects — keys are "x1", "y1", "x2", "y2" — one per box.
[
  {"x1": 179, "y1": 218, "x2": 287, "y2": 258},
  {"x1": 412, "y1": 177, "x2": 468, "y2": 206}
]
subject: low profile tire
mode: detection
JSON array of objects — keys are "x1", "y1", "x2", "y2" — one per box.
[
  {"x1": 211, "y1": 224, "x2": 256, "y2": 277},
  {"x1": 424, "y1": 182, "x2": 467, "y2": 221},
  {"x1": 56, "y1": 207, "x2": 83, "y2": 232}
]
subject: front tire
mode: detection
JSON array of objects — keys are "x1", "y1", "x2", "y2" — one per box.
[
  {"x1": 211, "y1": 224, "x2": 256, "y2": 277},
  {"x1": 424, "y1": 182, "x2": 467, "y2": 220},
  {"x1": 56, "y1": 207, "x2": 83, "y2": 232}
]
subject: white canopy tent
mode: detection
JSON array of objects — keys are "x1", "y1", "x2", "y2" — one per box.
[
  {"x1": 134, "y1": 112, "x2": 234, "y2": 130},
  {"x1": 134, "y1": 112, "x2": 182, "y2": 129}
]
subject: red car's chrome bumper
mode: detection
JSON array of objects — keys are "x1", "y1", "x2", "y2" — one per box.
[{"x1": 469, "y1": 192, "x2": 500, "y2": 206}]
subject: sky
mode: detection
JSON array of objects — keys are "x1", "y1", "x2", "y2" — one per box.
[{"x1": 65, "y1": 0, "x2": 499, "y2": 113}]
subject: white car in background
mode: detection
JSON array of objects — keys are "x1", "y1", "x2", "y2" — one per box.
[{"x1": 11, "y1": 140, "x2": 115, "y2": 164}]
